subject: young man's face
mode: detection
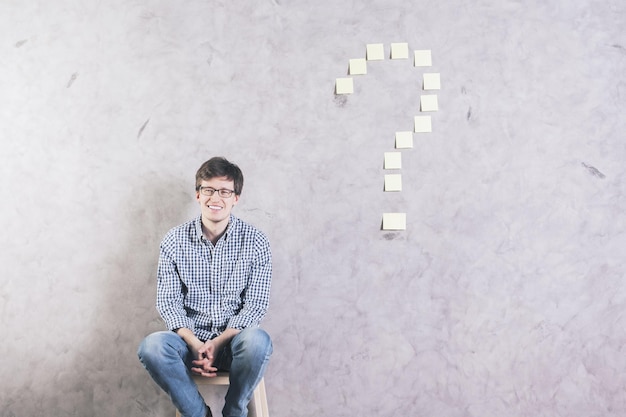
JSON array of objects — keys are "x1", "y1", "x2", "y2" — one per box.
[{"x1": 196, "y1": 176, "x2": 239, "y2": 228}]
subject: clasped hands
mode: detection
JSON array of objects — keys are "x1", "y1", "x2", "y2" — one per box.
[{"x1": 190, "y1": 339, "x2": 221, "y2": 377}]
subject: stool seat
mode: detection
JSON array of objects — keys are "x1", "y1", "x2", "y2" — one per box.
[{"x1": 175, "y1": 372, "x2": 269, "y2": 417}]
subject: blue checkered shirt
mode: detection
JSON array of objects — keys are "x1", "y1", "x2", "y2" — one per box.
[{"x1": 156, "y1": 215, "x2": 272, "y2": 341}]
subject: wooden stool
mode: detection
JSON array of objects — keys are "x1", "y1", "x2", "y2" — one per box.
[{"x1": 175, "y1": 372, "x2": 269, "y2": 417}]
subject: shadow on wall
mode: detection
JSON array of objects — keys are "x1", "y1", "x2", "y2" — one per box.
[
  {"x1": 100, "y1": 177, "x2": 196, "y2": 417},
  {"x1": 8, "y1": 178, "x2": 194, "y2": 417}
]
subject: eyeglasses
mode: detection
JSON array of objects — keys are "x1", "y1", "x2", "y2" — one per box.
[{"x1": 198, "y1": 187, "x2": 235, "y2": 198}]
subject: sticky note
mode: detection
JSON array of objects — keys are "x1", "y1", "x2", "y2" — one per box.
[
  {"x1": 336, "y1": 77, "x2": 354, "y2": 94},
  {"x1": 382, "y1": 213, "x2": 406, "y2": 230},
  {"x1": 420, "y1": 95, "x2": 439, "y2": 112},
  {"x1": 384, "y1": 152, "x2": 402, "y2": 169},
  {"x1": 414, "y1": 49, "x2": 432, "y2": 66},
  {"x1": 391, "y1": 42, "x2": 409, "y2": 59},
  {"x1": 366, "y1": 43, "x2": 385, "y2": 60},
  {"x1": 349, "y1": 58, "x2": 367, "y2": 75},
  {"x1": 395, "y1": 131, "x2": 413, "y2": 149},
  {"x1": 414, "y1": 115, "x2": 432, "y2": 132},
  {"x1": 384, "y1": 174, "x2": 402, "y2": 191},
  {"x1": 423, "y1": 73, "x2": 441, "y2": 90}
]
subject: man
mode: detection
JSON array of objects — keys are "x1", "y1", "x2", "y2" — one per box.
[{"x1": 138, "y1": 157, "x2": 273, "y2": 417}]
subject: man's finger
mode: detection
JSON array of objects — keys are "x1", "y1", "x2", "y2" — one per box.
[
  {"x1": 191, "y1": 358, "x2": 209, "y2": 367},
  {"x1": 190, "y1": 367, "x2": 204, "y2": 375}
]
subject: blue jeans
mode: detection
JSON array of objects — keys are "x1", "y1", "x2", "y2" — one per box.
[{"x1": 137, "y1": 328, "x2": 272, "y2": 417}]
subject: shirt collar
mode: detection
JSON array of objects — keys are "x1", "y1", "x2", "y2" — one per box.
[{"x1": 194, "y1": 214, "x2": 237, "y2": 243}]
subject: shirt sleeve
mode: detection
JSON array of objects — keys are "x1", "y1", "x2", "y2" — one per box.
[
  {"x1": 156, "y1": 233, "x2": 195, "y2": 332},
  {"x1": 226, "y1": 231, "x2": 272, "y2": 330}
]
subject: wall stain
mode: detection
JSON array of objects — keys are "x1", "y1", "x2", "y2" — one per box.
[
  {"x1": 383, "y1": 232, "x2": 399, "y2": 240},
  {"x1": 582, "y1": 162, "x2": 606, "y2": 179},
  {"x1": 137, "y1": 118, "x2": 150, "y2": 139},
  {"x1": 66, "y1": 72, "x2": 79, "y2": 88},
  {"x1": 334, "y1": 94, "x2": 348, "y2": 107},
  {"x1": 15, "y1": 39, "x2": 28, "y2": 48},
  {"x1": 611, "y1": 44, "x2": 625, "y2": 52}
]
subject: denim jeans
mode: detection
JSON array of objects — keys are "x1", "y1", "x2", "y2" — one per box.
[{"x1": 137, "y1": 328, "x2": 273, "y2": 417}]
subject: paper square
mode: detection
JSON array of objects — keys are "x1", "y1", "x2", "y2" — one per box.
[
  {"x1": 390, "y1": 42, "x2": 409, "y2": 59},
  {"x1": 423, "y1": 73, "x2": 441, "y2": 90},
  {"x1": 382, "y1": 213, "x2": 406, "y2": 230},
  {"x1": 395, "y1": 131, "x2": 414, "y2": 149},
  {"x1": 384, "y1": 174, "x2": 402, "y2": 191},
  {"x1": 335, "y1": 77, "x2": 354, "y2": 94},
  {"x1": 384, "y1": 152, "x2": 402, "y2": 169},
  {"x1": 414, "y1": 49, "x2": 432, "y2": 66},
  {"x1": 349, "y1": 58, "x2": 367, "y2": 75},
  {"x1": 366, "y1": 43, "x2": 385, "y2": 60},
  {"x1": 420, "y1": 95, "x2": 439, "y2": 111},
  {"x1": 414, "y1": 115, "x2": 432, "y2": 132}
]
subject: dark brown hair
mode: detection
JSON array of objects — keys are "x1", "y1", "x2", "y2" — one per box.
[{"x1": 195, "y1": 157, "x2": 244, "y2": 195}]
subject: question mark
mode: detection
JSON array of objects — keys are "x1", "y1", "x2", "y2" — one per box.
[{"x1": 335, "y1": 43, "x2": 440, "y2": 231}]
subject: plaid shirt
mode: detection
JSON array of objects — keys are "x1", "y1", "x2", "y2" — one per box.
[{"x1": 156, "y1": 214, "x2": 272, "y2": 341}]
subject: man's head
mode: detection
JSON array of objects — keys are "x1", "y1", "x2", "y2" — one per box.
[
  {"x1": 195, "y1": 157, "x2": 244, "y2": 196},
  {"x1": 195, "y1": 157, "x2": 243, "y2": 234}
]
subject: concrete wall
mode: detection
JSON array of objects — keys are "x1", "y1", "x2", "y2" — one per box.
[{"x1": 1, "y1": 1, "x2": 625, "y2": 416}]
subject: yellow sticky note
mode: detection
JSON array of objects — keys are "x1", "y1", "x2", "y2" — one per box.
[
  {"x1": 391, "y1": 42, "x2": 409, "y2": 59},
  {"x1": 382, "y1": 213, "x2": 406, "y2": 230},
  {"x1": 384, "y1": 152, "x2": 402, "y2": 169},
  {"x1": 414, "y1": 115, "x2": 432, "y2": 133},
  {"x1": 336, "y1": 77, "x2": 354, "y2": 94},
  {"x1": 349, "y1": 58, "x2": 367, "y2": 75},
  {"x1": 414, "y1": 49, "x2": 432, "y2": 67},
  {"x1": 395, "y1": 131, "x2": 413, "y2": 149},
  {"x1": 420, "y1": 95, "x2": 438, "y2": 111},
  {"x1": 366, "y1": 43, "x2": 385, "y2": 60},
  {"x1": 384, "y1": 174, "x2": 402, "y2": 191},
  {"x1": 423, "y1": 73, "x2": 441, "y2": 90}
]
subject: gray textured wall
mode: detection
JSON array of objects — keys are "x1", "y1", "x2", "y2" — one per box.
[{"x1": 2, "y1": 1, "x2": 626, "y2": 416}]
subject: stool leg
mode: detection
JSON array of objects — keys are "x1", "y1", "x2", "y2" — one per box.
[
  {"x1": 247, "y1": 378, "x2": 268, "y2": 417},
  {"x1": 258, "y1": 378, "x2": 269, "y2": 417}
]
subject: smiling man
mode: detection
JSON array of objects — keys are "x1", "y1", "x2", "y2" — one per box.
[{"x1": 138, "y1": 157, "x2": 273, "y2": 417}]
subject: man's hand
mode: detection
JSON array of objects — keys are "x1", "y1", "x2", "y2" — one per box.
[
  {"x1": 176, "y1": 327, "x2": 241, "y2": 378},
  {"x1": 190, "y1": 339, "x2": 220, "y2": 377},
  {"x1": 175, "y1": 328, "x2": 219, "y2": 378}
]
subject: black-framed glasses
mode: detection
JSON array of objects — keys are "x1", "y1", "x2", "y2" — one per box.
[{"x1": 198, "y1": 187, "x2": 235, "y2": 198}]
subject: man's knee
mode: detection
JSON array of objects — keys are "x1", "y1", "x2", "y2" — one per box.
[
  {"x1": 137, "y1": 331, "x2": 185, "y2": 366},
  {"x1": 232, "y1": 327, "x2": 273, "y2": 357}
]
